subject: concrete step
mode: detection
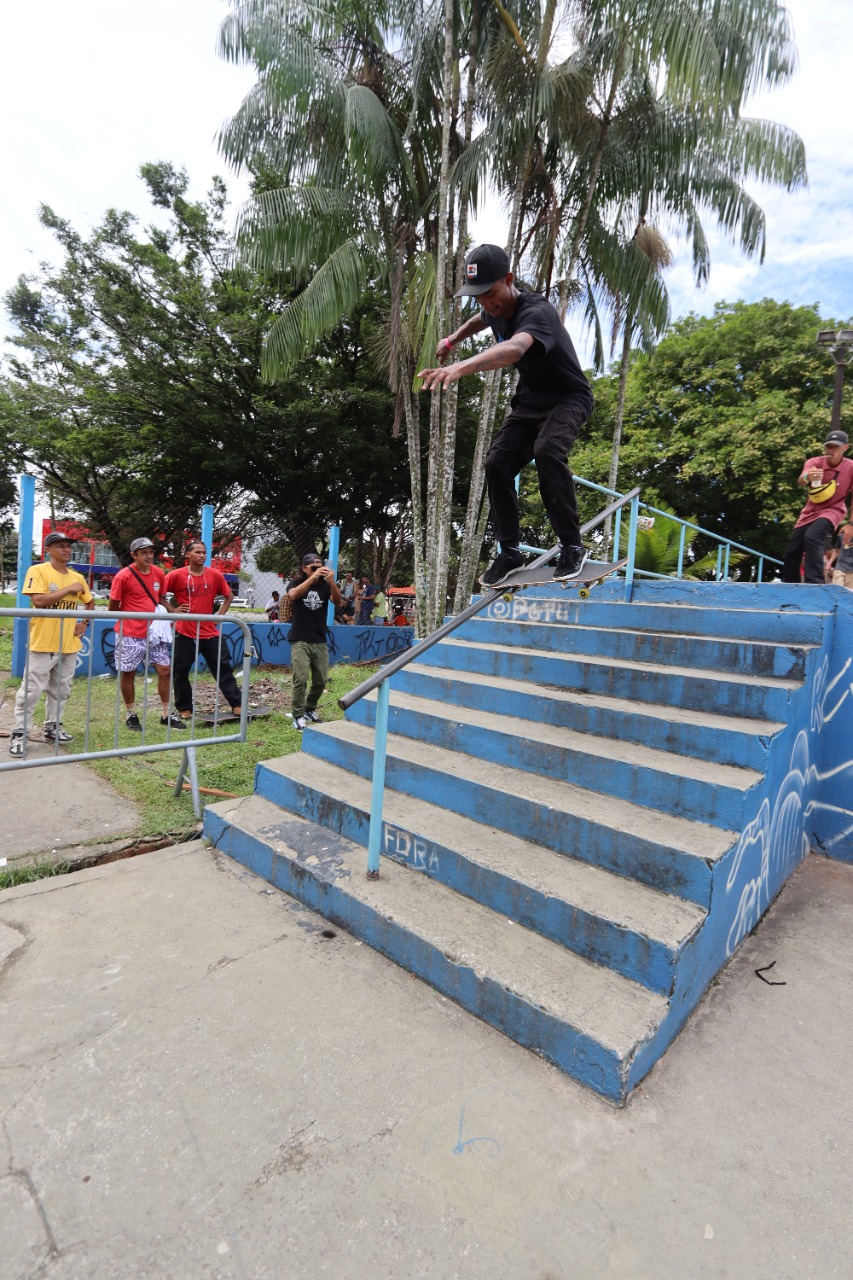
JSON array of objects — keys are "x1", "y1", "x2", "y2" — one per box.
[
  {"x1": 244, "y1": 752, "x2": 706, "y2": 993},
  {"x1": 203, "y1": 793, "x2": 671, "y2": 1102},
  {"x1": 461, "y1": 615, "x2": 811, "y2": 680},
  {"x1": 392, "y1": 663, "x2": 784, "y2": 771},
  {"x1": 480, "y1": 594, "x2": 829, "y2": 645},
  {"x1": 345, "y1": 689, "x2": 760, "y2": 831},
  {"x1": 418, "y1": 638, "x2": 800, "y2": 720},
  {"x1": 282, "y1": 721, "x2": 733, "y2": 905}
]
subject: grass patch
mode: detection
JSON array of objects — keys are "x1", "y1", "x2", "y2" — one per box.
[
  {"x1": 0, "y1": 593, "x2": 16, "y2": 670},
  {"x1": 0, "y1": 859, "x2": 71, "y2": 890},
  {"x1": 54, "y1": 661, "x2": 378, "y2": 841}
]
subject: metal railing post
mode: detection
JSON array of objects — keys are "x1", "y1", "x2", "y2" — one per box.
[
  {"x1": 366, "y1": 678, "x2": 391, "y2": 879},
  {"x1": 201, "y1": 505, "x2": 214, "y2": 566},
  {"x1": 757, "y1": 556, "x2": 765, "y2": 584},
  {"x1": 624, "y1": 495, "x2": 640, "y2": 603},
  {"x1": 677, "y1": 525, "x2": 686, "y2": 579},
  {"x1": 12, "y1": 475, "x2": 36, "y2": 678},
  {"x1": 327, "y1": 524, "x2": 340, "y2": 627}
]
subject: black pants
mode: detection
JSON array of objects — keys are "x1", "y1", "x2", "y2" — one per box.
[
  {"x1": 781, "y1": 517, "x2": 834, "y2": 584},
  {"x1": 173, "y1": 633, "x2": 242, "y2": 712},
  {"x1": 484, "y1": 400, "x2": 590, "y2": 548}
]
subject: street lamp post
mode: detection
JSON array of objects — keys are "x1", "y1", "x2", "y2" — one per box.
[{"x1": 817, "y1": 328, "x2": 853, "y2": 431}]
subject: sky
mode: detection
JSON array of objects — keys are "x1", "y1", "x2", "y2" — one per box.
[{"x1": 1, "y1": 0, "x2": 851, "y2": 350}]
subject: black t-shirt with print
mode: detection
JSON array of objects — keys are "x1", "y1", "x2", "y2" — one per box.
[
  {"x1": 482, "y1": 291, "x2": 593, "y2": 416},
  {"x1": 286, "y1": 576, "x2": 331, "y2": 644}
]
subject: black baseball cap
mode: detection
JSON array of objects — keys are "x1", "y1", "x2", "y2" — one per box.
[
  {"x1": 824, "y1": 430, "x2": 849, "y2": 447},
  {"x1": 455, "y1": 244, "x2": 511, "y2": 297},
  {"x1": 44, "y1": 532, "x2": 73, "y2": 548},
  {"x1": 301, "y1": 552, "x2": 324, "y2": 566}
]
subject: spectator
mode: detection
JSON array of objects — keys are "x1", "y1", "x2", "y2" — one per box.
[
  {"x1": 357, "y1": 578, "x2": 375, "y2": 624},
  {"x1": 109, "y1": 538, "x2": 184, "y2": 731},
  {"x1": 337, "y1": 571, "x2": 356, "y2": 620},
  {"x1": 265, "y1": 590, "x2": 281, "y2": 621},
  {"x1": 781, "y1": 430, "x2": 853, "y2": 584},
  {"x1": 165, "y1": 541, "x2": 243, "y2": 721},
  {"x1": 830, "y1": 522, "x2": 853, "y2": 589},
  {"x1": 286, "y1": 554, "x2": 343, "y2": 731},
  {"x1": 245, "y1": 586, "x2": 255, "y2": 608},
  {"x1": 392, "y1": 601, "x2": 409, "y2": 627},
  {"x1": 9, "y1": 532, "x2": 95, "y2": 756},
  {"x1": 372, "y1": 586, "x2": 389, "y2": 625}
]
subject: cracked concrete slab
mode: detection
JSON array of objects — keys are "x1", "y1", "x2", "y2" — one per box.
[
  {"x1": 1, "y1": 843, "x2": 852, "y2": 1279},
  {"x1": 0, "y1": 733, "x2": 140, "y2": 865}
]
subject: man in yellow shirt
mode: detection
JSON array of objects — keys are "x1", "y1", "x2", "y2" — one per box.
[{"x1": 10, "y1": 532, "x2": 95, "y2": 757}]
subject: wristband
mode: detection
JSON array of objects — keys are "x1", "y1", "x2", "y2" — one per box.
[{"x1": 442, "y1": 337, "x2": 454, "y2": 354}]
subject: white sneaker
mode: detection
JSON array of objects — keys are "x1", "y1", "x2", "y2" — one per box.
[
  {"x1": 293, "y1": 716, "x2": 306, "y2": 731},
  {"x1": 9, "y1": 731, "x2": 24, "y2": 757}
]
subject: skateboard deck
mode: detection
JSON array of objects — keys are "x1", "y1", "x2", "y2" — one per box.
[
  {"x1": 481, "y1": 558, "x2": 628, "y2": 597},
  {"x1": 196, "y1": 705, "x2": 273, "y2": 725}
]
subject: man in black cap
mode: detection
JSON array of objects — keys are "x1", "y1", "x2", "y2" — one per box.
[
  {"x1": 9, "y1": 532, "x2": 94, "y2": 756},
  {"x1": 781, "y1": 429, "x2": 853, "y2": 583},
  {"x1": 418, "y1": 243, "x2": 594, "y2": 586},
  {"x1": 285, "y1": 554, "x2": 343, "y2": 730}
]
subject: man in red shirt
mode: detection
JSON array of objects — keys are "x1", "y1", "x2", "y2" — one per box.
[
  {"x1": 781, "y1": 429, "x2": 853, "y2": 583},
  {"x1": 109, "y1": 538, "x2": 185, "y2": 731},
  {"x1": 165, "y1": 541, "x2": 242, "y2": 721}
]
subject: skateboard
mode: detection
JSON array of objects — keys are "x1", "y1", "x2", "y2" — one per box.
[
  {"x1": 195, "y1": 705, "x2": 273, "y2": 725},
  {"x1": 481, "y1": 558, "x2": 628, "y2": 600}
]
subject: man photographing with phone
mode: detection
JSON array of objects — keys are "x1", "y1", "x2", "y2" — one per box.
[{"x1": 285, "y1": 553, "x2": 343, "y2": 731}]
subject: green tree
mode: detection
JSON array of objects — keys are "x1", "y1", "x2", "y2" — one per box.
[
  {"x1": 1, "y1": 166, "x2": 416, "y2": 565},
  {"x1": 577, "y1": 299, "x2": 850, "y2": 564}
]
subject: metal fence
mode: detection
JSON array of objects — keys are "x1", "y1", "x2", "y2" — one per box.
[{"x1": 1, "y1": 607, "x2": 254, "y2": 818}]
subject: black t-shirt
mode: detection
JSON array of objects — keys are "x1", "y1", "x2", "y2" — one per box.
[
  {"x1": 483, "y1": 291, "x2": 593, "y2": 415},
  {"x1": 286, "y1": 576, "x2": 331, "y2": 644}
]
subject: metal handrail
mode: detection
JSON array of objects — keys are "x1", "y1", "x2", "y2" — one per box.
[
  {"x1": 338, "y1": 487, "x2": 640, "y2": 713},
  {"x1": 338, "y1": 487, "x2": 641, "y2": 879}
]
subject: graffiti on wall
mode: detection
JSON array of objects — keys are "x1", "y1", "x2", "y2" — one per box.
[{"x1": 725, "y1": 648, "x2": 853, "y2": 954}]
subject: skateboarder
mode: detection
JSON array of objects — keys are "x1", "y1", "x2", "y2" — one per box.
[{"x1": 418, "y1": 243, "x2": 593, "y2": 587}]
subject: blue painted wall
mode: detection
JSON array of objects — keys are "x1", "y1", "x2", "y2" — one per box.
[{"x1": 32, "y1": 618, "x2": 414, "y2": 677}]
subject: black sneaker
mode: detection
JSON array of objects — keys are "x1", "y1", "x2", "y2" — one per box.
[
  {"x1": 305, "y1": 710, "x2": 322, "y2": 723},
  {"x1": 481, "y1": 549, "x2": 525, "y2": 587},
  {"x1": 160, "y1": 712, "x2": 186, "y2": 729},
  {"x1": 293, "y1": 715, "x2": 306, "y2": 731},
  {"x1": 9, "y1": 731, "x2": 24, "y2": 757},
  {"x1": 126, "y1": 713, "x2": 143, "y2": 732},
  {"x1": 554, "y1": 544, "x2": 587, "y2": 580}
]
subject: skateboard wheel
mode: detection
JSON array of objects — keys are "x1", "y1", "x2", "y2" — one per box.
[
  {"x1": 502, "y1": 592, "x2": 513, "y2": 602},
  {"x1": 578, "y1": 587, "x2": 590, "y2": 599}
]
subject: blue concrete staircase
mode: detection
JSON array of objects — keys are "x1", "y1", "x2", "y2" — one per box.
[{"x1": 204, "y1": 579, "x2": 844, "y2": 1102}]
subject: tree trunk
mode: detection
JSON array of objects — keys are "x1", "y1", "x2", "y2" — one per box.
[
  {"x1": 604, "y1": 315, "x2": 632, "y2": 555},
  {"x1": 560, "y1": 52, "x2": 624, "y2": 318},
  {"x1": 423, "y1": 0, "x2": 457, "y2": 634}
]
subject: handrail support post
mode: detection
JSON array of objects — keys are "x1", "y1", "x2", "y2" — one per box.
[{"x1": 366, "y1": 679, "x2": 390, "y2": 878}]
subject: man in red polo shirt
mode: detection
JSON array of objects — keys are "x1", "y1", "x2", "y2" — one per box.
[
  {"x1": 109, "y1": 538, "x2": 184, "y2": 731},
  {"x1": 165, "y1": 541, "x2": 242, "y2": 720}
]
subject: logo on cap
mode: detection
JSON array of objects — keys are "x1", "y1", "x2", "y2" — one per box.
[{"x1": 466, "y1": 263, "x2": 478, "y2": 278}]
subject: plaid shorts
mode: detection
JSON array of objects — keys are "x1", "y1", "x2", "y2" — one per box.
[{"x1": 114, "y1": 635, "x2": 172, "y2": 672}]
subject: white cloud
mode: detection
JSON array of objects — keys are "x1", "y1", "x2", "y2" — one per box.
[{"x1": 2, "y1": 0, "x2": 848, "y2": 348}]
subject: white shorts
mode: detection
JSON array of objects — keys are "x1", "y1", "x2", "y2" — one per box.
[{"x1": 114, "y1": 635, "x2": 172, "y2": 672}]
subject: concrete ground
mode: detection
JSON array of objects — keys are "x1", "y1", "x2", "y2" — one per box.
[
  {"x1": 1, "y1": 843, "x2": 851, "y2": 1280},
  {"x1": 0, "y1": 684, "x2": 141, "y2": 864}
]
